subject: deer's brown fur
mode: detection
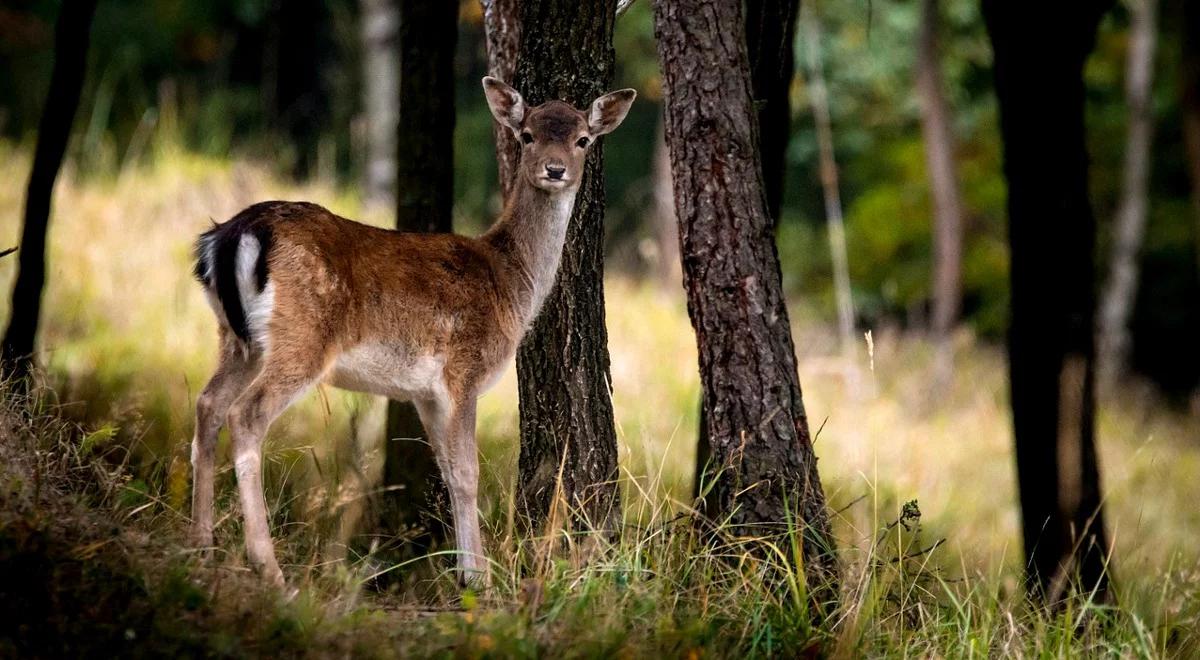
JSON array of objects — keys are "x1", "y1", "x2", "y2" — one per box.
[{"x1": 188, "y1": 78, "x2": 635, "y2": 586}]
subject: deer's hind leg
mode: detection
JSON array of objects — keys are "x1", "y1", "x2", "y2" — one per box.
[
  {"x1": 225, "y1": 341, "x2": 332, "y2": 586},
  {"x1": 192, "y1": 328, "x2": 261, "y2": 548}
]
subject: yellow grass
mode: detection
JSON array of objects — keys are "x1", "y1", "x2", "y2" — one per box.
[{"x1": 1, "y1": 141, "x2": 1197, "y2": 593}]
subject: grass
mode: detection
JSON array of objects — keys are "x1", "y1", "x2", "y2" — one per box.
[{"x1": 1, "y1": 143, "x2": 1199, "y2": 656}]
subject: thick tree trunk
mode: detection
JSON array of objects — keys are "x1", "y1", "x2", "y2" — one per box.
[
  {"x1": 983, "y1": 0, "x2": 1113, "y2": 602},
  {"x1": 655, "y1": 0, "x2": 838, "y2": 605},
  {"x1": 379, "y1": 0, "x2": 459, "y2": 549},
  {"x1": 361, "y1": 0, "x2": 399, "y2": 208},
  {"x1": 745, "y1": 0, "x2": 799, "y2": 224},
  {"x1": 481, "y1": 0, "x2": 521, "y2": 199},
  {"x1": 693, "y1": 0, "x2": 800, "y2": 498},
  {"x1": 511, "y1": 0, "x2": 622, "y2": 530},
  {"x1": 2, "y1": 0, "x2": 98, "y2": 382},
  {"x1": 916, "y1": 0, "x2": 965, "y2": 378},
  {"x1": 1098, "y1": 0, "x2": 1158, "y2": 390}
]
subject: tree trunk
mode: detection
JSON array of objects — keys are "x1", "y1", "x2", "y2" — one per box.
[
  {"x1": 916, "y1": 0, "x2": 965, "y2": 380},
  {"x1": 693, "y1": 0, "x2": 799, "y2": 499},
  {"x1": 982, "y1": 0, "x2": 1113, "y2": 603},
  {"x1": 1098, "y1": 0, "x2": 1158, "y2": 390},
  {"x1": 651, "y1": 118, "x2": 679, "y2": 288},
  {"x1": 1180, "y1": 0, "x2": 1200, "y2": 281},
  {"x1": 361, "y1": 0, "x2": 399, "y2": 208},
  {"x1": 1, "y1": 0, "x2": 98, "y2": 383},
  {"x1": 379, "y1": 0, "x2": 459, "y2": 550},
  {"x1": 745, "y1": 0, "x2": 799, "y2": 225},
  {"x1": 481, "y1": 0, "x2": 521, "y2": 200},
  {"x1": 270, "y1": 0, "x2": 331, "y2": 179},
  {"x1": 801, "y1": 7, "x2": 858, "y2": 390},
  {"x1": 511, "y1": 0, "x2": 622, "y2": 530},
  {"x1": 655, "y1": 0, "x2": 838, "y2": 605}
]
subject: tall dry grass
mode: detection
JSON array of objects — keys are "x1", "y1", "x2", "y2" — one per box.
[{"x1": 1, "y1": 143, "x2": 1199, "y2": 655}]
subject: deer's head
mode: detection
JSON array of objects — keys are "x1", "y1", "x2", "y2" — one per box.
[{"x1": 483, "y1": 77, "x2": 636, "y2": 194}]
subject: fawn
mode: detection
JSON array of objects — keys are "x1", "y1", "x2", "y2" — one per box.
[{"x1": 189, "y1": 77, "x2": 636, "y2": 586}]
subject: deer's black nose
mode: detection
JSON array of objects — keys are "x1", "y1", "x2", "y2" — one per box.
[{"x1": 546, "y1": 164, "x2": 566, "y2": 180}]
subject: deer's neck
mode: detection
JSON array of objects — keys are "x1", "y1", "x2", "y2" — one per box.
[{"x1": 485, "y1": 181, "x2": 577, "y2": 327}]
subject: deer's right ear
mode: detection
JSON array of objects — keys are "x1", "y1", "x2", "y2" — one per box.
[{"x1": 482, "y1": 77, "x2": 526, "y2": 133}]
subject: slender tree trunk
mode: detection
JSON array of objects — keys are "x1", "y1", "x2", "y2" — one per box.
[
  {"x1": 655, "y1": 0, "x2": 838, "y2": 606},
  {"x1": 2, "y1": 0, "x2": 98, "y2": 382},
  {"x1": 983, "y1": 0, "x2": 1113, "y2": 602},
  {"x1": 651, "y1": 118, "x2": 679, "y2": 288},
  {"x1": 481, "y1": 0, "x2": 521, "y2": 199},
  {"x1": 1180, "y1": 0, "x2": 1200, "y2": 281},
  {"x1": 1098, "y1": 0, "x2": 1158, "y2": 390},
  {"x1": 511, "y1": 0, "x2": 622, "y2": 530},
  {"x1": 916, "y1": 0, "x2": 965, "y2": 381},
  {"x1": 745, "y1": 0, "x2": 799, "y2": 225},
  {"x1": 801, "y1": 7, "x2": 857, "y2": 389},
  {"x1": 379, "y1": 0, "x2": 459, "y2": 549},
  {"x1": 361, "y1": 0, "x2": 399, "y2": 208},
  {"x1": 270, "y1": 0, "x2": 331, "y2": 179}
]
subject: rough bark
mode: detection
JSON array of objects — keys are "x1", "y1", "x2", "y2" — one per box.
[
  {"x1": 379, "y1": 0, "x2": 459, "y2": 549},
  {"x1": 2, "y1": 0, "x2": 98, "y2": 383},
  {"x1": 361, "y1": 0, "x2": 399, "y2": 208},
  {"x1": 916, "y1": 0, "x2": 965, "y2": 371},
  {"x1": 1098, "y1": 0, "x2": 1158, "y2": 390},
  {"x1": 745, "y1": 0, "x2": 800, "y2": 224},
  {"x1": 511, "y1": 0, "x2": 622, "y2": 530},
  {"x1": 481, "y1": 0, "x2": 521, "y2": 199},
  {"x1": 655, "y1": 0, "x2": 838, "y2": 604},
  {"x1": 982, "y1": 0, "x2": 1113, "y2": 602}
]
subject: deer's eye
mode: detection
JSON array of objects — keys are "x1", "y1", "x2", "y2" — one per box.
[
  {"x1": 521, "y1": 132, "x2": 534, "y2": 145},
  {"x1": 576, "y1": 136, "x2": 590, "y2": 149}
]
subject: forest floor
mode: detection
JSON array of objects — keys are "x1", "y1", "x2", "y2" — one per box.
[{"x1": 2, "y1": 146, "x2": 1199, "y2": 657}]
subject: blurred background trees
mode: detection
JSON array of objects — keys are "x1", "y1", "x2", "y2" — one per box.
[{"x1": 2, "y1": 0, "x2": 1196, "y2": 402}]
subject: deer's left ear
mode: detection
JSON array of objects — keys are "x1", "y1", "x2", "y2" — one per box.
[{"x1": 588, "y1": 89, "x2": 637, "y2": 137}]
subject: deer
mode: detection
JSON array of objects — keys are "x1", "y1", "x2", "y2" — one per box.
[{"x1": 188, "y1": 77, "x2": 636, "y2": 587}]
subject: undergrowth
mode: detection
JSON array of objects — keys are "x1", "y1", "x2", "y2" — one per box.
[{"x1": 1, "y1": 383, "x2": 1197, "y2": 658}]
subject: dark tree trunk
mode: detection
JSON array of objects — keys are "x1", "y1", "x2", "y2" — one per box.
[
  {"x1": 655, "y1": 0, "x2": 838, "y2": 605},
  {"x1": 982, "y1": 0, "x2": 1113, "y2": 602},
  {"x1": 481, "y1": 0, "x2": 521, "y2": 200},
  {"x1": 511, "y1": 0, "x2": 622, "y2": 529},
  {"x1": 693, "y1": 0, "x2": 800, "y2": 499},
  {"x1": 269, "y1": 0, "x2": 331, "y2": 179},
  {"x1": 745, "y1": 0, "x2": 799, "y2": 224},
  {"x1": 916, "y1": 0, "x2": 965, "y2": 374},
  {"x1": 379, "y1": 0, "x2": 459, "y2": 549},
  {"x1": 1182, "y1": 0, "x2": 1200, "y2": 277},
  {"x1": 2, "y1": 0, "x2": 98, "y2": 382}
]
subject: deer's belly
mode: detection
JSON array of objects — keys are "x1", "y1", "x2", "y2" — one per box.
[{"x1": 325, "y1": 344, "x2": 447, "y2": 402}]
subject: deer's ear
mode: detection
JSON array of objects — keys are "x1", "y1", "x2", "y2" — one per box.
[
  {"x1": 483, "y1": 77, "x2": 526, "y2": 133},
  {"x1": 588, "y1": 89, "x2": 637, "y2": 137}
]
